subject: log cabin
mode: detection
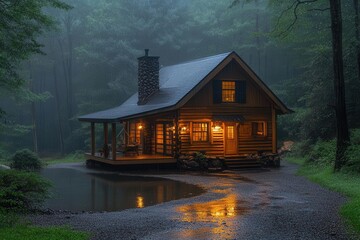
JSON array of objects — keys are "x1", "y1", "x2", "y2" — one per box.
[{"x1": 78, "y1": 50, "x2": 291, "y2": 167}]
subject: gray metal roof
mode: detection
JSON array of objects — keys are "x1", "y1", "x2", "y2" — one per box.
[{"x1": 78, "y1": 52, "x2": 231, "y2": 122}]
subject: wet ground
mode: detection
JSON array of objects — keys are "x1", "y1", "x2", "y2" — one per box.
[{"x1": 30, "y1": 162, "x2": 359, "y2": 240}]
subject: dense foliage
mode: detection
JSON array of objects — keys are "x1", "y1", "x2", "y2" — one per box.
[
  {"x1": 0, "y1": 170, "x2": 50, "y2": 212},
  {"x1": 10, "y1": 149, "x2": 43, "y2": 171}
]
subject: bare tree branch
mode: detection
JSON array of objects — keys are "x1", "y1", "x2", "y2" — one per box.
[{"x1": 274, "y1": 0, "x2": 320, "y2": 38}]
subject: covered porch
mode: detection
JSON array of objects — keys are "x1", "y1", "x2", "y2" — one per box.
[{"x1": 86, "y1": 114, "x2": 178, "y2": 166}]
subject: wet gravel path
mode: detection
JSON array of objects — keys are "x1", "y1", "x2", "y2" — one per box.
[{"x1": 30, "y1": 162, "x2": 358, "y2": 240}]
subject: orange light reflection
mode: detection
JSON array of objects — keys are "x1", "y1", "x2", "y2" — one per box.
[
  {"x1": 136, "y1": 196, "x2": 144, "y2": 208},
  {"x1": 177, "y1": 193, "x2": 248, "y2": 239}
]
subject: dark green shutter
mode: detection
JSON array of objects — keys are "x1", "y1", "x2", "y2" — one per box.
[
  {"x1": 252, "y1": 122, "x2": 258, "y2": 135},
  {"x1": 213, "y1": 80, "x2": 222, "y2": 104},
  {"x1": 236, "y1": 80, "x2": 246, "y2": 103}
]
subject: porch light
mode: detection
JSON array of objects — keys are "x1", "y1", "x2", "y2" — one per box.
[
  {"x1": 138, "y1": 124, "x2": 143, "y2": 130},
  {"x1": 214, "y1": 125, "x2": 222, "y2": 131},
  {"x1": 212, "y1": 121, "x2": 222, "y2": 131}
]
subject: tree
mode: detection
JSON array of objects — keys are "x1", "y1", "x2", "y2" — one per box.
[
  {"x1": 268, "y1": 0, "x2": 350, "y2": 170},
  {"x1": 329, "y1": 0, "x2": 350, "y2": 171},
  {"x1": 0, "y1": 0, "x2": 71, "y2": 116}
]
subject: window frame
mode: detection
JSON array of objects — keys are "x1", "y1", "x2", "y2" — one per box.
[
  {"x1": 221, "y1": 80, "x2": 236, "y2": 103},
  {"x1": 191, "y1": 122, "x2": 209, "y2": 143},
  {"x1": 252, "y1": 121, "x2": 267, "y2": 137}
]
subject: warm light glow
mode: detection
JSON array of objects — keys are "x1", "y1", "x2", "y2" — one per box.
[
  {"x1": 212, "y1": 121, "x2": 222, "y2": 131},
  {"x1": 214, "y1": 125, "x2": 222, "y2": 131},
  {"x1": 181, "y1": 126, "x2": 187, "y2": 132},
  {"x1": 176, "y1": 193, "x2": 246, "y2": 239},
  {"x1": 136, "y1": 196, "x2": 144, "y2": 208},
  {"x1": 138, "y1": 124, "x2": 143, "y2": 130}
]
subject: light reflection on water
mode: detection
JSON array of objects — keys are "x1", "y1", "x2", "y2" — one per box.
[
  {"x1": 177, "y1": 192, "x2": 249, "y2": 239},
  {"x1": 41, "y1": 168, "x2": 204, "y2": 212}
]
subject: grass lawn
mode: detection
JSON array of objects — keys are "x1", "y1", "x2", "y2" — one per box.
[
  {"x1": 0, "y1": 153, "x2": 85, "y2": 167},
  {"x1": 0, "y1": 225, "x2": 89, "y2": 240},
  {"x1": 286, "y1": 156, "x2": 360, "y2": 234},
  {"x1": 42, "y1": 153, "x2": 85, "y2": 165}
]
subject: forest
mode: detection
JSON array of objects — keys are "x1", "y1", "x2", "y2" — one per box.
[
  {"x1": 1, "y1": 0, "x2": 360, "y2": 171},
  {"x1": 3, "y1": 0, "x2": 360, "y2": 239}
]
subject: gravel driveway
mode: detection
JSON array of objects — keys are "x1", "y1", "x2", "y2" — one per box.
[{"x1": 30, "y1": 161, "x2": 358, "y2": 240}]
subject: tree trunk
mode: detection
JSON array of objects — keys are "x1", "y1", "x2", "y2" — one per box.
[
  {"x1": 29, "y1": 63, "x2": 38, "y2": 153},
  {"x1": 354, "y1": 0, "x2": 360, "y2": 82},
  {"x1": 329, "y1": 0, "x2": 350, "y2": 171},
  {"x1": 53, "y1": 63, "x2": 65, "y2": 155}
]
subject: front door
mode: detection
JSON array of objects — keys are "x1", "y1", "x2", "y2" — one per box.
[
  {"x1": 225, "y1": 122, "x2": 237, "y2": 155},
  {"x1": 155, "y1": 123, "x2": 173, "y2": 155}
]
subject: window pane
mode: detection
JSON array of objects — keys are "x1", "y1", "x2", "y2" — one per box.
[
  {"x1": 192, "y1": 122, "x2": 209, "y2": 142},
  {"x1": 227, "y1": 126, "x2": 234, "y2": 139},
  {"x1": 252, "y1": 121, "x2": 266, "y2": 136},
  {"x1": 222, "y1": 81, "x2": 235, "y2": 102}
]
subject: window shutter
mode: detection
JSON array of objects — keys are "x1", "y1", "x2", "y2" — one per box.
[
  {"x1": 252, "y1": 122, "x2": 258, "y2": 136},
  {"x1": 213, "y1": 80, "x2": 222, "y2": 104},
  {"x1": 236, "y1": 80, "x2": 246, "y2": 103}
]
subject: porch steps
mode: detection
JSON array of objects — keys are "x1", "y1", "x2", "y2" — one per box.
[{"x1": 224, "y1": 156, "x2": 262, "y2": 169}]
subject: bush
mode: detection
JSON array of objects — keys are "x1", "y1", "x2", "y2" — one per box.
[
  {"x1": 343, "y1": 128, "x2": 360, "y2": 173},
  {"x1": 10, "y1": 149, "x2": 42, "y2": 171},
  {"x1": 0, "y1": 170, "x2": 51, "y2": 212},
  {"x1": 0, "y1": 210, "x2": 20, "y2": 228},
  {"x1": 193, "y1": 152, "x2": 208, "y2": 169},
  {"x1": 307, "y1": 139, "x2": 336, "y2": 166}
]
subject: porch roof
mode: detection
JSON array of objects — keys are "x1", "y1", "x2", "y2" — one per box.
[{"x1": 213, "y1": 115, "x2": 245, "y2": 123}]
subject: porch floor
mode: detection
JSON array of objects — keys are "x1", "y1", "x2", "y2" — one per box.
[{"x1": 85, "y1": 153, "x2": 176, "y2": 165}]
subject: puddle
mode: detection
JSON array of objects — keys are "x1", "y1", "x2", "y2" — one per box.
[
  {"x1": 176, "y1": 193, "x2": 249, "y2": 239},
  {"x1": 41, "y1": 168, "x2": 204, "y2": 212}
]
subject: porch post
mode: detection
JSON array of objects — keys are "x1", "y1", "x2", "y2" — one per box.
[
  {"x1": 91, "y1": 122, "x2": 95, "y2": 155},
  {"x1": 103, "y1": 123, "x2": 108, "y2": 146},
  {"x1": 112, "y1": 123, "x2": 116, "y2": 160},
  {"x1": 272, "y1": 106, "x2": 277, "y2": 154},
  {"x1": 175, "y1": 111, "x2": 179, "y2": 157}
]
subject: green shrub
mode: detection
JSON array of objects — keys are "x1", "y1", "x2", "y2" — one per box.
[
  {"x1": 307, "y1": 139, "x2": 336, "y2": 166},
  {"x1": 0, "y1": 210, "x2": 20, "y2": 228},
  {"x1": 343, "y1": 128, "x2": 360, "y2": 173},
  {"x1": 287, "y1": 140, "x2": 313, "y2": 157},
  {"x1": 10, "y1": 149, "x2": 42, "y2": 171},
  {"x1": 193, "y1": 152, "x2": 208, "y2": 169},
  {"x1": 0, "y1": 170, "x2": 51, "y2": 212}
]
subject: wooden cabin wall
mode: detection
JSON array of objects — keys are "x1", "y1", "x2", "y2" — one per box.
[
  {"x1": 178, "y1": 109, "x2": 272, "y2": 156},
  {"x1": 179, "y1": 122, "x2": 224, "y2": 155},
  {"x1": 184, "y1": 60, "x2": 272, "y2": 108},
  {"x1": 179, "y1": 59, "x2": 275, "y2": 156}
]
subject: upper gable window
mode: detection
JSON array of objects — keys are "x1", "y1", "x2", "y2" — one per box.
[
  {"x1": 222, "y1": 81, "x2": 236, "y2": 102},
  {"x1": 213, "y1": 80, "x2": 246, "y2": 104}
]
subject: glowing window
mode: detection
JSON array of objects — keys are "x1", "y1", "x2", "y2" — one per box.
[
  {"x1": 227, "y1": 126, "x2": 235, "y2": 139},
  {"x1": 222, "y1": 81, "x2": 236, "y2": 102},
  {"x1": 192, "y1": 123, "x2": 209, "y2": 142},
  {"x1": 252, "y1": 121, "x2": 266, "y2": 136}
]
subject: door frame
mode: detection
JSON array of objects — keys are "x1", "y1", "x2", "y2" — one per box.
[
  {"x1": 155, "y1": 122, "x2": 173, "y2": 156},
  {"x1": 224, "y1": 122, "x2": 238, "y2": 155}
]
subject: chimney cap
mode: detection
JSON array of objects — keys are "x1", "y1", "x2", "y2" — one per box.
[{"x1": 145, "y1": 49, "x2": 149, "y2": 56}]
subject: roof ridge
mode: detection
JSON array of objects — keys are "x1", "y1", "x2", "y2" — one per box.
[{"x1": 161, "y1": 51, "x2": 232, "y2": 69}]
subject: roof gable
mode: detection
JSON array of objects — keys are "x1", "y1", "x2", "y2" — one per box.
[{"x1": 78, "y1": 51, "x2": 290, "y2": 122}]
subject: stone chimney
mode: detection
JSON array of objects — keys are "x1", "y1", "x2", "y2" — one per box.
[{"x1": 137, "y1": 49, "x2": 159, "y2": 105}]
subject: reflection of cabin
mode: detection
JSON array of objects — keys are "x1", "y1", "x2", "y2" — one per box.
[{"x1": 78, "y1": 50, "x2": 291, "y2": 166}]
